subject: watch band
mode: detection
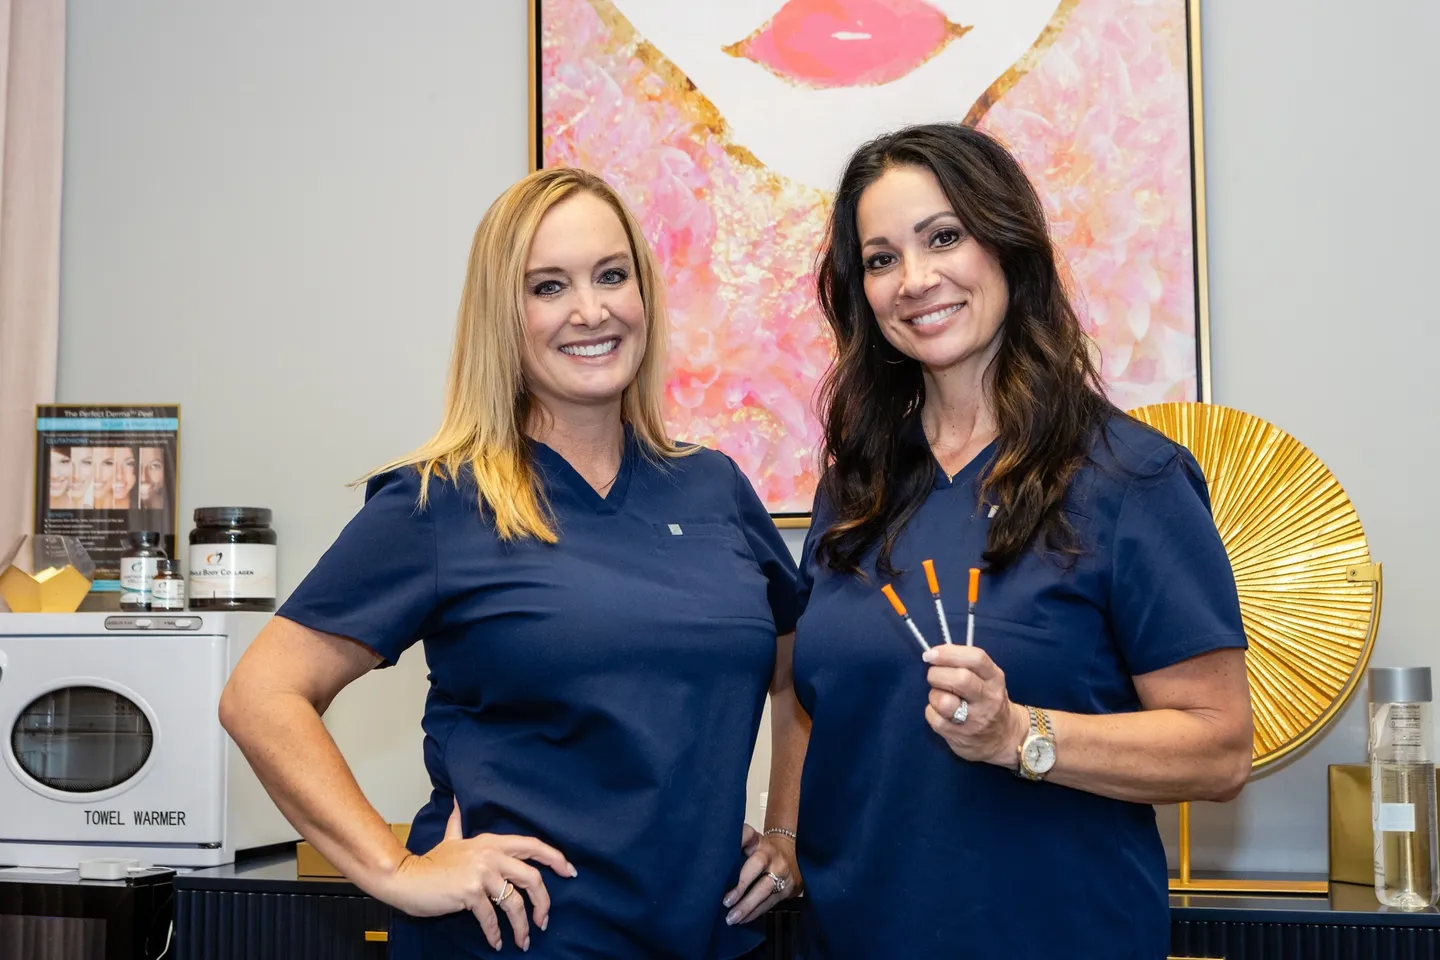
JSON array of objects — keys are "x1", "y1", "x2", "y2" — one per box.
[
  {"x1": 1016, "y1": 706, "x2": 1054, "y2": 781},
  {"x1": 1035, "y1": 706, "x2": 1051, "y2": 739}
]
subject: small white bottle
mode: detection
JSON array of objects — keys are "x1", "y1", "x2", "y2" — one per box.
[{"x1": 1370, "y1": 666, "x2": 1438, "y2": 910}]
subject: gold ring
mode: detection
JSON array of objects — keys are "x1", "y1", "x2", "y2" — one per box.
[{"x1": 489, "y1": 880, "x2": 514, "y2": 905}]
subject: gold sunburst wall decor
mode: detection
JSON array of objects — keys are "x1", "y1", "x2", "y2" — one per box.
[{"x1": 1128, "y1": 402, "x2": 1382, "y2": 773}]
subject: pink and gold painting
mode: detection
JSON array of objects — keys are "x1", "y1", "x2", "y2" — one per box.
[{"x1": 536, "y1": 0, "x2": 1210, "y2": 516}]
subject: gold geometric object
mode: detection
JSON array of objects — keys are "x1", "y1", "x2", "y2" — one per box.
[
  {"x1": 1129, "y1": 402, "x2": 1382, "y2": 895},
  {"x1": 1129, "y1": 402, "x2": 1381, "y2": 769},
  {"x1": 0, "y1": 564, "x2": 93, "y2": 613},
  {"x1": 0, "y1": 534, "x2": 97, "y2": 613}
]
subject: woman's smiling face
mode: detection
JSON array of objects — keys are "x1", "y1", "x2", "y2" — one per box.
[{"x1": 607, "y1": 0, "x2": 1066, "y2": 189}]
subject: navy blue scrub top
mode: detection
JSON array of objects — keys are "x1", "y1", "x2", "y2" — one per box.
[
  {"x1": 279, "y1": 430, "x2": 798, "y2": 959},
  {"x1": 792, "y1": 415, "x2": 1246, "y2": 960}
]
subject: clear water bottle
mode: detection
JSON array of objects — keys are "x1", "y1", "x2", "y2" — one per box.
[{"x1": 1370, "y1": 666, "x2": 1438, "y2": 909}]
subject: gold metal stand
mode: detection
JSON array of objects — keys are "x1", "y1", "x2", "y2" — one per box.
[
  {"x1": 1170, "y1": 801, "x2": 1329, "y2": 894},
  {"x1": 1126, "y1": 405, "x2": 1384, "y2": 898}
]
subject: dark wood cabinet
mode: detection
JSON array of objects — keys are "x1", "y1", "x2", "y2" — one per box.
[
  {"x1": 1170, "y1": 920, "x2": 1440, "y2": 959},
  {"x1": 173, "y1": 857, "x2": 806, "y2": 960},
  {"x1": 173, "y1": 861, "x2": 387, "y2": 960},
  {"x1": 0, "y1": 867, "x2": 174, "y2": 960},
  {"x1": 1166, "y1": 884, "x2": 1440, "y2": 960},
  {"x1": 175, "y1": 856, "x2": 1440, "y2": 959},
  {"x1": 175, "y1": 888, "x2": 389, "y2": 960}
]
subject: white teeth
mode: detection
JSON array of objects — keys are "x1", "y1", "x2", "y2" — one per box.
[
  {"x1": 911, "y1": 304, "x2": 961, "y2": 326},
  {"x1": 560, "y1": 339, "x2": 619, "y2": 358}
]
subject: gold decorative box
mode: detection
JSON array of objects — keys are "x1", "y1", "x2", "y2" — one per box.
[
  {"x1": 296, "y1": 823, "x2": 411, "y2": 878},
  {"x1": 1328, "y1": 763, "x2": 1440, "y2": 886},
  {"x1": 1328, "y1": 764, "x2": 1372, "y2": 885}
]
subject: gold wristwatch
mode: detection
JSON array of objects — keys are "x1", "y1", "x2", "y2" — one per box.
[{"x1": 1015, "y1": 706, "x2": 1056, "y2": 781}]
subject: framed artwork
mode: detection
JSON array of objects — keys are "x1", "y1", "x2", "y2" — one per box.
[
  {"x1": 533, "y1": 0, "x2": 1211, "y2": 521},
  {"x1": 34, "y1": 404, "x2": 180, "y2": 593}
]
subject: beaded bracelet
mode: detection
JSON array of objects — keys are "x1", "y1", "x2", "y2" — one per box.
[{"x1": 763, "y1": 827, "x2": 797, "y2": 842}]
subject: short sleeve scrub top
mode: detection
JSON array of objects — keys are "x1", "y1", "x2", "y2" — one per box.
[
  {"x1": 791, "y1": 416, "x2": 1247, "y2": 960},
  {"x1": 280, "y1": 432, "x2": 799, "y2": 959}
]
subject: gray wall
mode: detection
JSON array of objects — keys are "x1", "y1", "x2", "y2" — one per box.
[
  {"x1": 56, "y1": 0, "x2": 532, "y2": 823},
  {"x1": 1174, "y1": 0, "x2": 1440, "y2": 871},
  {"x1": 57, "y1": 1, "x2": 1440, "y2": 870}
]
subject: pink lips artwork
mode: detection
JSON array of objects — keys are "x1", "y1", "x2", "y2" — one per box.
[{"x1": 724, "y1": 0, "x2": 972, "y2": 89}]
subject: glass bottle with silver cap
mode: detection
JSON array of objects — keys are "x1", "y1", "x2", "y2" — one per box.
[{"x1": 1370, "y1": 666, "x2": 1439, "y2": 909}]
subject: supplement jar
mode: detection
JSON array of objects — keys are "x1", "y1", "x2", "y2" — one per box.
[
  {"x1": 120, "y1": 531, "x2": 166, "y2": 611},
  {"x1": 188, "y1": 507, "x2": 277, "y2": 611},
  {"x1": 151, "y1": 558, "x2": 186, "y2": 612}
]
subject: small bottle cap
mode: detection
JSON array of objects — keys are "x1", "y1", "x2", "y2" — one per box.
[
  {"x1": 1369, "y1": 667, "x2": 1433, "y2": 704},
  {"x1": 128, "y1": 530, "x2": 162, "y2": 547},
  {"x1": 153, "y1": 558, "x2": 178, "y2": 577}
]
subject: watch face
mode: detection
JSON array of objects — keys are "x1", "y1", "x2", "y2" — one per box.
[{"x1": 1024, "y1": 738, "x2": 1057, "y2": 773}]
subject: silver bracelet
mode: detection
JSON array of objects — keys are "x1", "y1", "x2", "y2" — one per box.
[{"x1": 763, "y1": 827, "x2": 797, "y2": 842}]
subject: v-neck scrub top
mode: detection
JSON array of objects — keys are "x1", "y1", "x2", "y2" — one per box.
[
  {"x1": 791, "y1": 415, "x2": 1246, "y2": 960},
  {"x1": 278, "y1": 432, "x2": 799, "y2": 959}
]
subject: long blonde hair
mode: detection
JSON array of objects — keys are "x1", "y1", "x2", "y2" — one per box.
[{"x1": 368, "y1": 167, "x2": 686, "y2": 542}]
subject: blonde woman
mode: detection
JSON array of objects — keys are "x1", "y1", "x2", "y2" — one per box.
[
  {"x1": 109, "y1": 447, "x2": 137, "y2": 509},
  {"x1": 67, "y1": 446, "x2": 95, "y2": 509},
  {"x1": 220, "y1": 168, "x2": 807, "y2": 959}
]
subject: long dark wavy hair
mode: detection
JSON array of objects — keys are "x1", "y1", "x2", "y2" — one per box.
[{"x1": 814, "y1": 123, "x2": 1116, "y2": 576}]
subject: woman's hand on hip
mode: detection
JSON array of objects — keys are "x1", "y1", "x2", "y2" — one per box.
[
  {"x1": 922, "y1": 644, "x2": 1027, "y2": 767},
  {"x1": 723, "y1": 823, "x2": 803, "y2": 926},
  {"x1": 383, "y1": 799, "x2": 577, "y2": 952}
]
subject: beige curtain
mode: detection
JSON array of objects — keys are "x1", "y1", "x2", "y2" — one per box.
[{"x1": 0, "y1": 0, "x2": 66, "y2": 585}]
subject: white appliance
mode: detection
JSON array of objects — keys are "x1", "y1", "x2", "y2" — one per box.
[{"x1": 0, "y1": 611, "x2": 292, "y2": 868}]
